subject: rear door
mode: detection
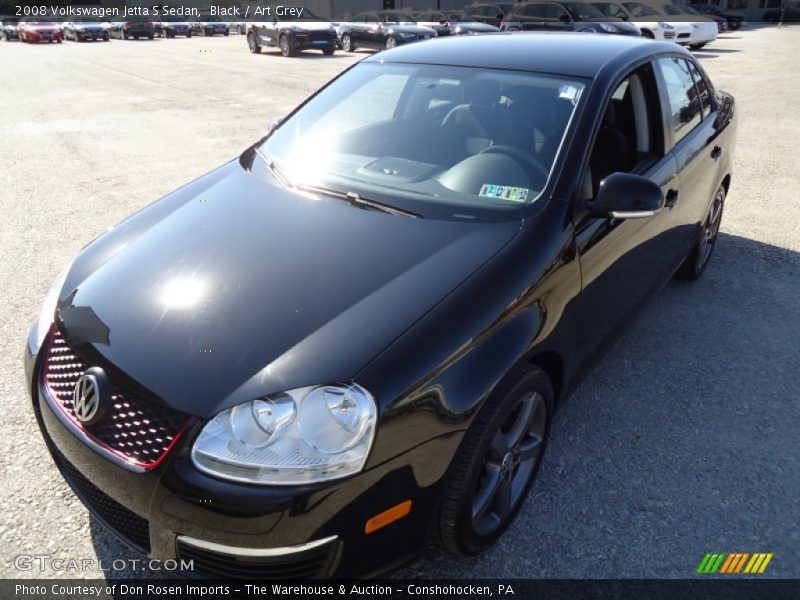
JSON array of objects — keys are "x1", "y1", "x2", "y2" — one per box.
[{"x1": 653, "y1": 56, "x2": 720, "y2": 252}]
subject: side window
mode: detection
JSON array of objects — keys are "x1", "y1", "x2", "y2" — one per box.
[
  {"x1": 607, "y1": 4, "x2": 627, "y2": 17},
  {"x1": 586, "y1": 66, "x2": 662, "y2": 196},
  {"x1": 688, "y1": 60, "x2": 712, "y2": 119},
  {"x1": 655, "y1": 57, "x2": 702, "y2": 144}
]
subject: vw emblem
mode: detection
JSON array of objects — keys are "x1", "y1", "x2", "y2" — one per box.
[{"x1": 73, "y1": 372, "x2": 101, "y2": 424}]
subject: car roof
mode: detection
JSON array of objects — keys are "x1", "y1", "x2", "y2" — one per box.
[{"x1": 366, "y1": 32, "x2": 684, "y2": 79}]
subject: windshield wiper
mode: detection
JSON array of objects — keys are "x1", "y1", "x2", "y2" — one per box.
[
  {"x1": 300, "y1": 184, "x2": 420, "y2": 219},
  {"x1": 253, "y1": 148, "x2": 420, "y2": 219},
  {"x1": 253, "y1": 146, "x2": 294, "y2": 189}
]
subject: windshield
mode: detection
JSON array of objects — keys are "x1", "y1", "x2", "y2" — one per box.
[
  {"x1": 259, "y1": 63, "x2": 584, "y2": 216},
  {"x1": 563, "y1": 2, "x2": 607, "y2": 18},
  {"x1": 623, "y1": 2, "x2": 659, "y2": 16}
]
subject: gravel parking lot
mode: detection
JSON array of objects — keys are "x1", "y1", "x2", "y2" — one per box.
[{"x1": 1, "y1": 28, "x2": 798, "y2": 580}]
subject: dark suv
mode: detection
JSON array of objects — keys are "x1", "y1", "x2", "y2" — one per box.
[{"x1": 500, "y1": 1, "x2": 642, "y2": 36}]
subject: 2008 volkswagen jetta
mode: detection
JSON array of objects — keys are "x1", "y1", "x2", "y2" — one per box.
[{"x1": 25, "y1": 33, "x2": 736, "y2": 578}]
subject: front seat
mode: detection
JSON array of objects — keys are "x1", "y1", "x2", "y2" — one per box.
[
  {"x1": 438, "y1": 79, "x2": 513, "y2": 164},
  {"x1": 588, "y1": 103, "x2": 631, "y2": 193}
]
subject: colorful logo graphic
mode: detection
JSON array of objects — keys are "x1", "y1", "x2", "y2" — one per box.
[{"x1": 696, "y1": 552, "x2": 774, "y2": 574}]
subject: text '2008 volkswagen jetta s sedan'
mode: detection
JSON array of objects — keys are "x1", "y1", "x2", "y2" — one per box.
[{"x1": 25, "y1": 33, "x2": 736, "y2": 578}]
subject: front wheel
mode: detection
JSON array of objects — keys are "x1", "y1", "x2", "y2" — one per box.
[
  {"x1": 279, "y1": 34, "x2": 294, "y2": 57},
  {"x1": 439, "y1": 364, "x2": 554, "y2": 555},
  {"x1": 676, "y1": 184, "x2": 726, "y2": 280},
  {"x1": 641, "y1": 29, "x2": 655, "y2": 39},
  {"x1": 690, "y1": 42, "x2": 706, "y2": 50},
  {"x1": 385, "y1": 35, "x2": 397, "y2": 50},
  {"x1": 247, "y1": 31, "x2": 261, "y2": 53},
  {"x1": 322, "y1": 45, "x2": 335, "y2": 55},
  {"x1": 341, "y1": 33, "x2": 354, "y2": 52}
]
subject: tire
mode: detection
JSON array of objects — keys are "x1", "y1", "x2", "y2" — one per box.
[
  {"x1": 247, "y1": 31, "x2": 261, "y2": 54},
  {"x1": 224, "y1": 30, "x2": 229, "y2": 36},
  {"x1": 322, "y1": 45, "x2": 335, "y2": 55},
  {"x1": 148, "y1": 33, "x2": 154, "y2": 40},
  {"x1": 385, "y1": 35, "x2": 397, "y2": 50},
  {"x1": 279, "y1": 34, "x2": 294, "y2": 57},
  {"x1": 641, "y1": 29, "x2": 655, "y2": 39},
  {"x1": 676, "y1": 184, "x2": 726, "y2": 281},
  {"x1": 341, "y1": 33, "x2": 354, "y2": 52},
  {"x1": 690, "y1": 42, "x2": 706, "y2": 50},
  {"x1": 202, "y1": 28, "x2": 209, "y2": 37},
  {"x1": 439, "y1": 364, "x2": 554, "y2": 556}
]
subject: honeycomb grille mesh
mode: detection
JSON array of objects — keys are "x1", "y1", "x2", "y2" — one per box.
[{"x1": 44, "y1": 329, "x2": 189, "y2": 468}]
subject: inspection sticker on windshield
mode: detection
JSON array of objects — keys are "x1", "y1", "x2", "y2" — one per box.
[
  {"x1": 479, "y1": 184, "x2": 529, "y2": 203},
  {"x1": 559, "y1": 84, "x2": 579, "y2": 101}
]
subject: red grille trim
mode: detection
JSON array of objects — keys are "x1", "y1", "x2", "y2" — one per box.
[{"x1": 43, "y1": 328, "x2": 191, "y2": 470}]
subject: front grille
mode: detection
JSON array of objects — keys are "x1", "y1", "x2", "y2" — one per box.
[
  {"x1": 44, "y1": 328, "x2": 190, "y2": 468},
  {"x1": 678, "y1": 32, "x2": 690, "y2": 39},
  {"x1": 56, "y1": 450, "x2": 151, "y2": 553},
  {"x1": 308, "y1": 31, "x2": 334, "y2": 42},
  {"x1": 177, "y1": 539, "x2": 338, "y2": 579}
]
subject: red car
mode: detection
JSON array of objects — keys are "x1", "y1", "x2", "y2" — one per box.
[{"x1": 18, "y1": 20, "x2": 63, "y2": 43}]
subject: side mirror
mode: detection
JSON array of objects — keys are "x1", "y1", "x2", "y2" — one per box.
[
  {"x1": 587, "y1": 172, "x2": 664, "y2": 219},
  {"x1": 266, "y1": 116, "x2": 283, "y2": 135}
]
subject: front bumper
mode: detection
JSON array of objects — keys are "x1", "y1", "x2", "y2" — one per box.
[{"x1": 26, "y1": 330, "x2": 456, "y2": 578}]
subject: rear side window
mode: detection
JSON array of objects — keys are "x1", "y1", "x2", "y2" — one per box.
[
  {"x1": 655, "y1": 57, "x2": 702, "y2": 144},
  {"x1": 688, "y1": 60, "x2": 712, "y2": 119}
]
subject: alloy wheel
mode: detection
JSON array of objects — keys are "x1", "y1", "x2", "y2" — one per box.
[
  {"x1": 385, "y1": 36, "x2": 397, "y2": 50},
  {"x1": 696, "y1": 188, "x2": 724, "y2": 271},
  {"x1": 342, "y1": 34, "x2": 351, "y2": 52},
  {"x1": 471, "y1": 391, "x2": 547, "y2": 536}
]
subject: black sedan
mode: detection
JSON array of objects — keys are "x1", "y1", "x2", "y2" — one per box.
[
  {"x1": 339, "y1": 11, "x2": 437, "y2": 51},
  {"x1": 107, "y1": 21, "x2": 155, "y2": 40},
  {"x1": 444, "y1": 11, "x2": 502, "y2": 34},
  {"x1": 63, "y1": 20, "x2": 110, "y2": 42},
  {"x1": 26, "y1": 33, "x2": 735, "y2": 579}
]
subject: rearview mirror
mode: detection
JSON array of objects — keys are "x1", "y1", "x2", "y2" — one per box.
[{"x1": 587, "y1": 172, "x2": 664, "y2": 219}]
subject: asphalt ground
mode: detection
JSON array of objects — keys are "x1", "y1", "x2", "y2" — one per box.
[{"x1": 0, "y1": 27, "x2": 798, "y2": 580}]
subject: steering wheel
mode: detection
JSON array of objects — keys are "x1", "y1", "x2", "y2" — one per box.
[{"x1": 478, "y1": 145, "x2": 549, "y2": 184}]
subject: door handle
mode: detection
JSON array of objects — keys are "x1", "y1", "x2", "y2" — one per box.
[
  {"x1": 665, "y1": 189, "x2": 680, "y2": 208},
  {"x1": 711, "y1": 146, "x2": 723, "y2": 159}
]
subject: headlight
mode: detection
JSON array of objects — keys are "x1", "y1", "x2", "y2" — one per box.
[
  {"x1": 35, "y1": 259, "x2": 74, "y2": 348},
  {"x1": 599, "y1": 22, "x2": 617, "y2": 33},
  {"x1": 658, "y1": 22, "x2": 674, "y2": 29},
  {"x1": 192, "y1": 383, "x2": 377, "y2": 485}
]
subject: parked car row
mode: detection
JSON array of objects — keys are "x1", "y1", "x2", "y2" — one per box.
[{"x1": 1, "y1": 15, "x2": 240, "y2": 43}]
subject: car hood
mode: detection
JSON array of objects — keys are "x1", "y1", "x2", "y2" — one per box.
[
  {"x1": 386, "y1": 24, "x2": 437, "y2": 34},
  {"x1": 24, "y1": 24, "x2": 59, "y2": 31},
  {"x1": 56, "y1": 159, "x2": 520, "y2": 418},
  {"x1": 455, "y1": 22, "x2": 499, "y2": 32}
]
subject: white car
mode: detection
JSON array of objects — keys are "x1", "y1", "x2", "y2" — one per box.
[
  {"x1": 589, "y1": 2, "x2": 693, "y2": 45},
  {"x1": 650, "y1": 1, "x2": 717, "y2": 48}
]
